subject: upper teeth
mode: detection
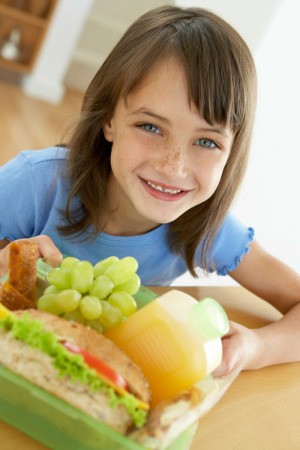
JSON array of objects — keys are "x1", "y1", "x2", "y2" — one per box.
[{"x1": 146, "y1": 181, "x2": 181, "y2": 194}]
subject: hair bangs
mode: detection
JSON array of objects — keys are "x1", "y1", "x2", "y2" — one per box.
[
  {"x1": 118, "y1": 33, "x2": 174, "y2": 104},
  {"x1": 106, "y1": 8, "x2": 251, "y2": 136},
  {"x1": 169, "y1": 18, "x2": 245, "y2": 132}
]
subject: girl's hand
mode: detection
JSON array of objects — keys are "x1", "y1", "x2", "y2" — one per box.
[
  {"x1": 0, "y1": 235, "x2": 63, "y2": 277},
  {"x1": 212, "y1": 321, "x2": 265, "y2": 377}
]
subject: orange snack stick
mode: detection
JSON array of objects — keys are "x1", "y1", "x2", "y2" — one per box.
[
  {"x1": 0, "y1": 282, "x2": 34, "y2": 310},
  {"x1": 8, "y1": 240, "x2": 39, "y2": 305}
]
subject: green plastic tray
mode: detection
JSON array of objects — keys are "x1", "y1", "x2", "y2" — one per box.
[{"x1": 0, "y1": 365, "x2": 197, "y2": 450}]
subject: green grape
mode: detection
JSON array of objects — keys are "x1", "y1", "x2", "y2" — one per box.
[
  {"x1": 98, "y1": 300, "x2": 123, "y2": 330},
  {"x1": 79, "y1": 295, "x2": 102, "y2": 320},
  {"x1": 86, "y1": 319, "x2": 104, "y2": 333},
  {"x1": 40, "y1": 254, "x2": 140, "y2": 329},
  {"x1": 93, "y1": 256, "x2": 119, "y2": 278},
  {"x1": 107, "y1": 292, "x2": 137, "y2": 318},
  {"x1": 60, "y1": 256, "x2": 80, "y2": 269},
  {"x1": 47, "y1": 267, "x2": 72, "y2": 290},
  {"x1": 90, "y1": 275, "x2": 114, "y2": 299},
  {"x1": 62, "y1": 310, "x2": 86, "y2": 324},
  {"x1": 71, "y1": 261, "x2": 94, "y2": 293},
  {"x1": 43, "y1": 285, "x2": 60, "y2": 295},
  {"x1": 104, "y1": 256, "x2": 138, "y2": 285},
  {"x1": 55, "y1": 289, "x2": 82, "y2": 312},
  {"x1": 37, "y1": 294, "x2": 62, "y2": 315},
  {"x1": 112, "y1": 273, "x2": 141, "y2": 295}
]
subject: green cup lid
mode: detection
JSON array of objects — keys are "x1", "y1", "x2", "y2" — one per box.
[{"x1": 189, "y1": 297, "x2": 229, "y2": 341}]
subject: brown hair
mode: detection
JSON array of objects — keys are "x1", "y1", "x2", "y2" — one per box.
[{"x1": 59, "y1": 5, "x2": 257, "y2": 276}]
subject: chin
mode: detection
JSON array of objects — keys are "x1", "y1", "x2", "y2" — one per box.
[
  {"x1": 144, "y1": 211, "x2": 183, "y2": 225},
  {"x1": 135, "y1": 199, "x2": 190, "y2": 225}
]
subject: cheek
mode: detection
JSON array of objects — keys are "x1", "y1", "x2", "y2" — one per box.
[
  {"x1": 211, "y1": 163, "x2": 228, "y2": 188},
  {"x1": 110, "y1": 134, "x2": 140, "y2": 173},
  {"x1": 110, "y1": 131, "x2": 129, "y2": 160},
  {"x1": 111, "y1": 130, "x2": 156, "y2": 168},
  {"x1": 196, "y1": 157, "x2": 228, "y2": 189},
  {"x1": 212, "y1": 160, "x2": 227, "y2": 180}
]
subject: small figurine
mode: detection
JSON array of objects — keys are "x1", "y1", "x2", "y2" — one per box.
[{"x1": 0, "y1": 28, "x2": 22, "y2": 61}]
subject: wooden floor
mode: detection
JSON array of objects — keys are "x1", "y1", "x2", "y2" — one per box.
[{"x1": 0, "y1": 80, "x2": 84, "y2": 165}]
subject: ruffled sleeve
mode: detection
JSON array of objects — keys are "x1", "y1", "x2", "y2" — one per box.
[{"x1": 204, "y1": 214, "x2": 255, "y2": 275}]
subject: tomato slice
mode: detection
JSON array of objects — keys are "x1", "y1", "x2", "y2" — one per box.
[
  {"x1": 61, "y1": 340, "x2": 150, "y2": 411},
  {"x1": 61, "y1": 340, "x2": 128, "y2": 392}
]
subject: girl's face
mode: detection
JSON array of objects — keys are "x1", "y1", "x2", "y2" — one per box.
[{"x1": 104, "y1": 57, "x2": 234, "y2": 235}]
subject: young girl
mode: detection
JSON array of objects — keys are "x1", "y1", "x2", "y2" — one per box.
[{"x1": 0, "y1": 6, "x2": 299, "y2": 377}]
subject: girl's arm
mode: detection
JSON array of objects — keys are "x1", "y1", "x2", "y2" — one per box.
[
  {"x1": 0, "y1": 236, "x2": 63, "y2": 277},
  {"x1": 214, "y1": 239, "x2": 300, "y2": 375}
]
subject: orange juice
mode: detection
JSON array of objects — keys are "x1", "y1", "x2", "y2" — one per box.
[{"x1": 105, "y1": 290, "x2": 229, "y2": 406}]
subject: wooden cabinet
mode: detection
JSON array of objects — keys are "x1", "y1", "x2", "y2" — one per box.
[{"x1": 0, "y1": 0, "x2": 57, "y2": 73}]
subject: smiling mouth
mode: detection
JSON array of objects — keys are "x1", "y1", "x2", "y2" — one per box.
[{"x1": 145, "y1": 180, "x2": 182, "y2": 195}]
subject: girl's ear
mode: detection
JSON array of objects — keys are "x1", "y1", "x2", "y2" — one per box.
[{"x1": 103, "y1": 120, "x2": 114, "y2": 142}]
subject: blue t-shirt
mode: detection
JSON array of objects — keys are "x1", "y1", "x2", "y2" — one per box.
[{"x1": 0, "y1": 147, "x2": 254, "y2": 285}]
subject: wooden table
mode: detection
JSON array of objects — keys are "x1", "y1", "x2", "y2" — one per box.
[{"x1": 1, "y1": 286, "x2": 300, "y2": 450}]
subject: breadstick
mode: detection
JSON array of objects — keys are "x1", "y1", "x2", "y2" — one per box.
[
  {"x1": 8, "y1": 240, "x2": 39, "y2": 305},
  {"x1": 0, "y1": 282, "x2": 34, "y2": 310}
]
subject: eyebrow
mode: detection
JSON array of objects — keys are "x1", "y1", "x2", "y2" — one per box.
[
  {"x1": 130, "y1": 108, "x2": 230, "y2": 139},
  {"x1": 130, "y1": 108, "x2": 170, "y2": 124}
]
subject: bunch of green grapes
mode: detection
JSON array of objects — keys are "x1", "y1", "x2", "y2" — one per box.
[{"x1": 37, "y1": 256, "x2": 140, "y2": 332}]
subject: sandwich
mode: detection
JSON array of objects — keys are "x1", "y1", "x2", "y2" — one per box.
[{"x1": 0, "y1": 306, "x2": 151, "y2": 434}]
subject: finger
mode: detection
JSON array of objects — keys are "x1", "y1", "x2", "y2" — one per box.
[
  {"x1": 0, "y1": 242, "x2": 11, "y2": 276},
  {"x1": 33, "y1": 235, "x2": 63, "y2": 267},
  {"x1": 0, "y1": 250, "x2": 9, "y2": 277},
  {"x1": 212, "y1": 360, "x2": 229, "y2": 377},
  {"x1": 213, "y1": 351, "x2": 239, "y2": 377},
  {"x1": 212, "y1": 336, "x2": 241, "y2": 377}
]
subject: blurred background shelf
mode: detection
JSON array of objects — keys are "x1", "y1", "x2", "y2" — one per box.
[{"x1": 0, "y1": 0, "x2": 57, "y2": 73}]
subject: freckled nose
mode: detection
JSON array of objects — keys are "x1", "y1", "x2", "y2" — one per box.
[{"x1": 156, "y1": 147, "x2": 189, "y2": 178}]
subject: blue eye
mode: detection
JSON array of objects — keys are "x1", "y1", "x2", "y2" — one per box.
[
  {"x1": 139, "y1": 124, "x2": 161, "y2": 134},
  {"x1": 196, "y1": 138, "x2": 217, "y2": 149}
]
